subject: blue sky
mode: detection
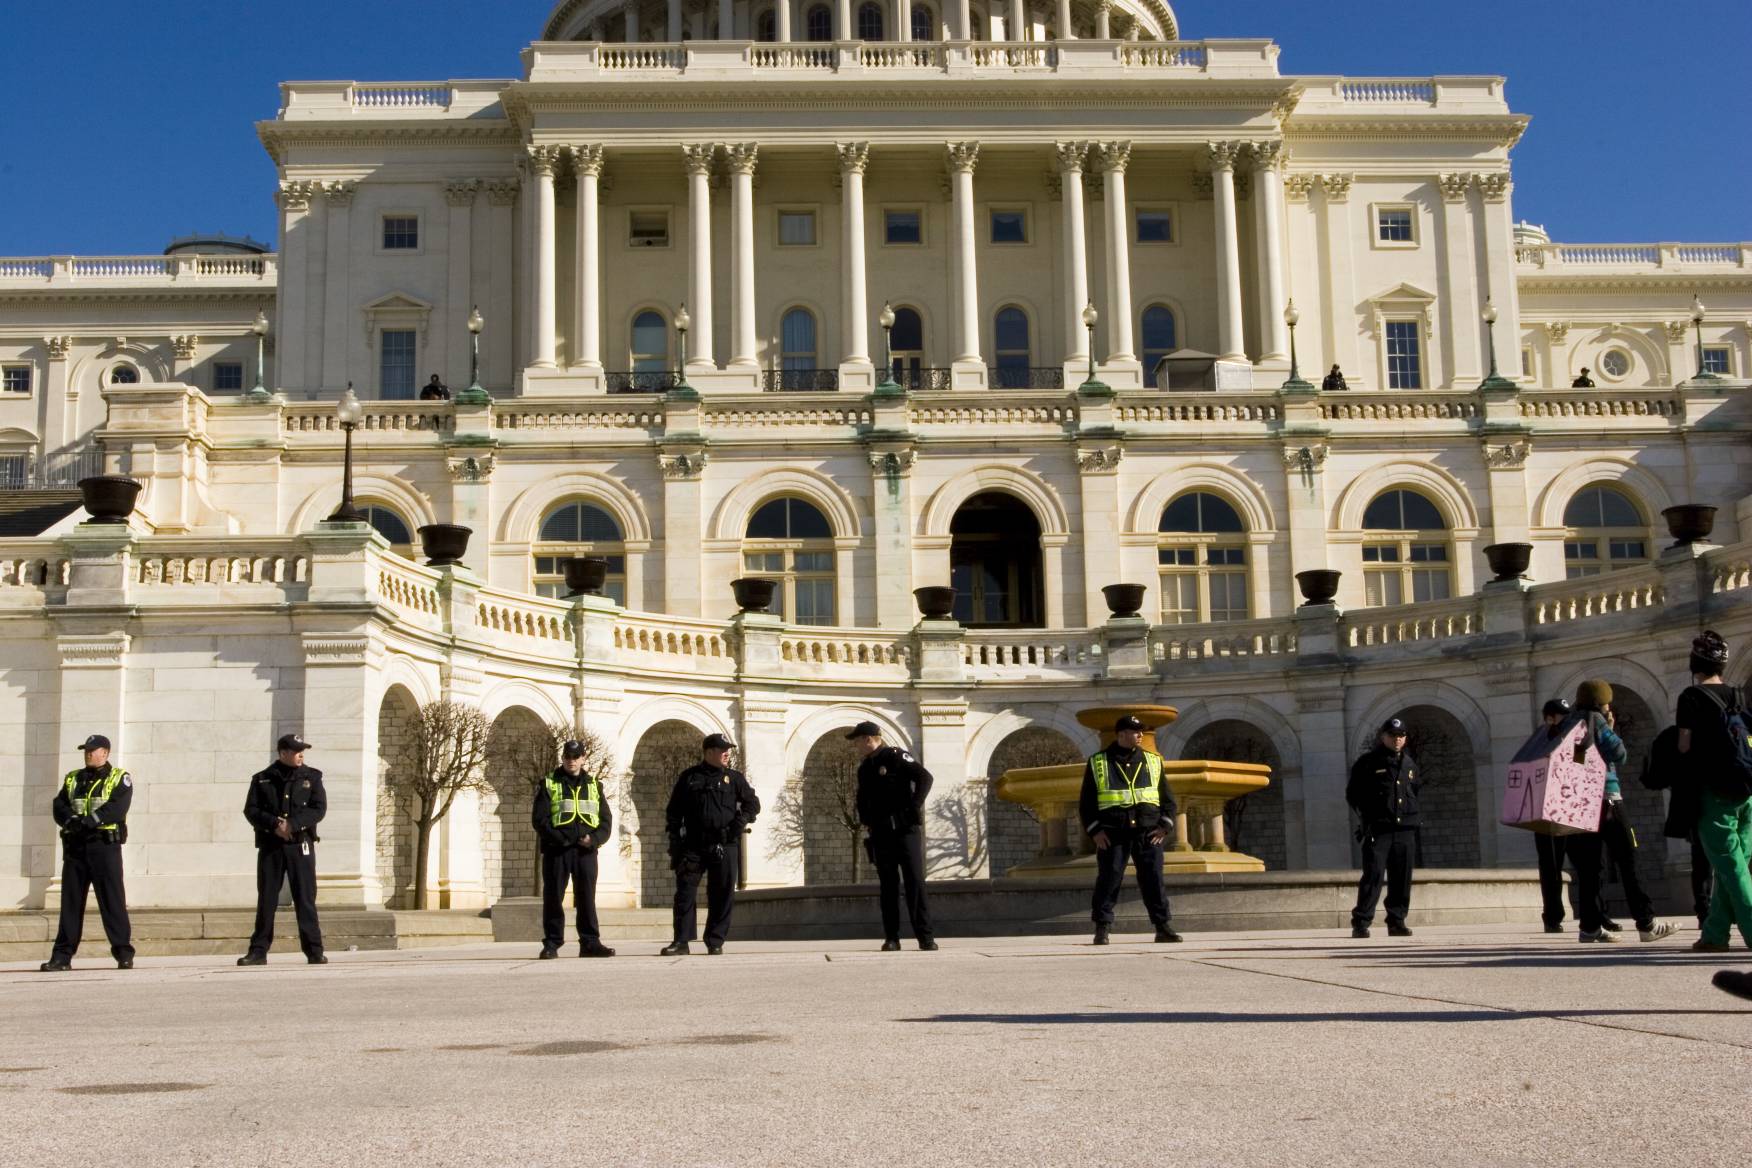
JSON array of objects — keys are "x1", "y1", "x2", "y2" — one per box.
[{"x1": 1, "y1": 1, "x2": 1746, "y2": 254}]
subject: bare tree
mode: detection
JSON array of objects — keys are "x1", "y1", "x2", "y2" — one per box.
[
  {"x1": 382, "y1": 700, "x2": 492, "y2": 910},
  {"x1": 486, "y1": 717, "x2": 616, "y2": 890},
  {"x1": 769, "y1": 755, "x2": 864, "y2": 883}
]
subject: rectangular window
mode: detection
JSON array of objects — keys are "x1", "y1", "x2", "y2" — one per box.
[
  {"x1": 629, "y1": 210, "x2": 670, "y2": 248},
  {"x1": 380, "y1": 330, "x2": 416, "y2": 400},
  {"x1": 382, "y1": 216, "x2": 420, "y2": 250},
  {"x1": 1, "y1": 365, "x2": 31, "y2": 394},
  {"x1": 777, "y1": 210, "x2": 816, "y2": 246},
  {"x1": 0, "y1": 454, "x2": 25, "y2": 488},
  {"x1": 213, "y1": 362, "x2": 244, "y2": 393},
  {"x1": 1609, "y1": 539, "x2": 1646, "y2": 562},
  {"x1": 793, "y1": 577, "x2": 835, "y2": 626},
  {"x1": 1376, "y1": 207, "x2": 1414, "y2": 243},
  {"x1": 1364, "y1": 570, "x2": 1403, "y2": 608},
  {"x1": 1702, "y1": 346, "x2": 1732, "y2": 376},
  {"x1": 1521, "y1": 345, "x2": 1535, "y2": 379},
  {"x1": 1208, "y1": 572, "x2": 1249, "y2": 623},
  {"x1": 1159, "y1": 573, "x2": 1198, "y2": 624},
  {"x1": 1362, "y1": 545, "x2": 1401, "y2": 564},
  {"x1": 1385, "y1": 320, "x2": 1423, "y2": 389},
  {"x1": 884, "y1": 210, "x2": 922, "y2": 245},
  {"x1": 1135, "y1": 208, "x2": 1173, "y2": 244},
  {"x1": 989, "y1": 209, "x2": 1028, "y2": 244}
]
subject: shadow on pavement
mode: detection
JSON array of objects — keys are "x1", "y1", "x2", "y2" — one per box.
[{"x1": 899, "y1": 1008, "x2": 1752, "y2": 1025}]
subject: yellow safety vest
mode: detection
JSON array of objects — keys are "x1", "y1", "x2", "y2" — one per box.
[
  {"x1": 1090, "y1": 751, "x2": 1163, "y2": 810},
  {"x1": 63, "y1": 766, "x2": 125, "y2": 833},
  {"x1": 545, "y1": 774, "x2": 601, "y2": 829}
]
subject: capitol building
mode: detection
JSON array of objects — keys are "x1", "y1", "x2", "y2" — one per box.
[{"x1": 0, "y1": 1, "x2": 1748, "y2": 921}]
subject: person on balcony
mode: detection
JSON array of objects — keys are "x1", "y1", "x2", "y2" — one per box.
[
  {"x1": 1321, "y1": 364, "x2": 1349, "y2": 391},
  {"x1": 419, "y1": 374, "x2": 451, "y2": 401},
  {"x1": 1572, "y1": 368, "x2": 1596, "y2": 388},
  {"x1": 40, "y1": 734, "x2": 135, "y2": 972},
  {"x1": 533, "y1": 739, "x2": 616, "y2": 960},
  {"x1": 1347, "y1": 717, "x2": 1420, "y2": 939},
  {"x1": 850, "y1": 721, "x2": 937, "y2": 953},
  {"x1": 1079, "y1": 714, "x2": 1181, "y2": 945},
  {"x1": 661, "y1": 734, "x2": 760, "y2": 956}
]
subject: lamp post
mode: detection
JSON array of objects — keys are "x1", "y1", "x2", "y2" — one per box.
[
  {"x1": 453, "y1": 306, "x2": 489, "y2": 404},
  {"x1": 246, "y1": 310, "x2": 272, "y2": 402},
  {"x1": 669, "y1": 302, "x2": 698, "y2": 401},
  {"x1": 1078, "y1": 301, "x2": 1109, "y2": 396},
  {"x1": 874, "y1": 300, "x2": 903, "y2": 398},
  {"x1": 326, "y1": 384, "x2": 366, "y2": 523},
  {"x1": 1280, "y1": 299, "x2": 1314, "y2": 393},
  {"x1": 1691, "y1": 292, "x2": 1721, "y2": 381},
  {"x1": 1478, "y1": 298, "x2": 1516, "y2": 392}
]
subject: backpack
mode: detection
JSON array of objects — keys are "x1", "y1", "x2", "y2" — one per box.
[{"x1": 1696, "y1": 686, "x2": 1752, "y2": 799}]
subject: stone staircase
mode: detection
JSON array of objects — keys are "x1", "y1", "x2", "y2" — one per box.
[{"x1": 0, "y1": 490, "x2": 82, "y2": 536}]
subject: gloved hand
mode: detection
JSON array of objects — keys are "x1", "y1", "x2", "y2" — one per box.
[{"x1": 80, "y1": 814, "x2": 101, "y2": 830}]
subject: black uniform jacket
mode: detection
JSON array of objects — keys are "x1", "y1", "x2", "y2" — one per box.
[
  {"x1": 666, "y1": 763, "x2": 760, "y2": 854},
  {"x1": 53, "y1": 765, "x2": 133, "y2": 844},
  {"x1": 855, "y1": 745, "x2": 934, "y2": 835},
  {"x1": 1078, "y1": 743, "x2": 1177, "y2": 836},
  {"x1": 1346, "y1": 746, "x2": 1421, "y2": 830},
  {"x1": 245, "y1": 762, "x2": 327, "y2": 848},
  {"x1": 532, "y1": 768, "x2": 614, "y2": 854}
]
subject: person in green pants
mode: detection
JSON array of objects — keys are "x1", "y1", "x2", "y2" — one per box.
[{"x1": 1677, "y1": 631, "x2": 1752, "y2": 953}]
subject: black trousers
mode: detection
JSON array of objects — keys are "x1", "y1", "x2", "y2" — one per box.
[
  {"x1": 1565, "y1": 832, "x2": 1607, "y2": 934},
  {"x1": 1534, "y1": 831, "x2": 1568, "y2": 928},
  {"x1": 870, "y1": 829, "x2": 933, "y2": 942},
  {"x1": 248, "y1": 841, "x2": 324, "y2": 958},
  {"x1": 1597, "y1": 804, "x2": 1656, "y2": 931},
  {"x1": 1352, "y1": 827, "x2": 1415, "y2": 928},
  {"x1": 51, "y1": 837, "x2": 133, "y2": 963},
  {"x1": 541, "y1": 847, "x2": 602, "y2": 948},
  {"x1": 673, "y1": 848, "x2": 738, "y2": 947},
  {"x1": 1091, "y1": 827, "x2": 1171, "y2": 927}
]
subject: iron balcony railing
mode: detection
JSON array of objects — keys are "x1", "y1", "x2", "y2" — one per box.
[
  {"x1": 0, "y1": 446, "x2": 103, "y2": 491},
  {"x1": 604, "y1": 370, "x2": 678, "y2": 394},
  {"x1": 988, "y1": 365, "x2": 1066, "y2": 390},
  {"x1": 890, "y1": 366, "x2": 955, "y2": 391},
  {"x1": 762, "y1": 369, "x2": 840, "y2": 392}
]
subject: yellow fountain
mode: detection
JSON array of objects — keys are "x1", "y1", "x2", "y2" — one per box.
[{"x1": 995, "y1": 705, "x2": 1271, "y2": 877}]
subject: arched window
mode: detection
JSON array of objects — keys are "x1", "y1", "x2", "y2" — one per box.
[
  {"x1": 778, "y1": 308, "x2": 819, "y2": 390},
  {"x1": 992, "y1": 306, "x2": 1031, "y2": 388},
  {"x1": 889, "y1": 306, "x2": 924, "y2": 388},
  {"x1": 911, "y1": 5, "x2": 934, "y2": 39},
  {"x1": 1562, "y1": 485, "x2": 1649, "y2": 578},
  {"x1": 1361, "y1": 489, "x2": 1451, "y2": 606},
  {"x1": 534, "y1": 501, "x2": 628, "y2": 603},
  {"x1": 629, "y1": 309, "x2": 669, "y2": 391},
  {"x1": 1157, "y1": 492, "x2": 1249, "y2": 624},
  {"x1": 805, "y1": 4, "x2": 832, "y2": 40},
  {"x1": 756, "y1": 9, "x2": 777, "y2": 40},
  {"x1": 744, "y1": 497, "x2": 836, "y2": 625},
  {"x1": 1141, "y1": 305, "x2": 1177, "y2": 388},
  {"x1": 857, "y1": 1, "x2": 884, "y2": 40},
  {"x1": 108, "y1": 364, "x2": 139, "y2": 386},
  {"x1": 359, "y1": 504, "x2": 414, "y2": 555}
]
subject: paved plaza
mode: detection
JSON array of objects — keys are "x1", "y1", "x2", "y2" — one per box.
[{"x1": 3, "y1": 925, "x2": 1749, "y2": 1167}]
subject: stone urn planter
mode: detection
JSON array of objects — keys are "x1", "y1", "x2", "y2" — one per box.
[
  {"x1": 77, "y1": 476, "x2": 143, "y2": 524},
  {"x1": 1295, "y1": 569, "x2": 1342, "y2": 607},
  {"x1": 731, "y1": 577, "x2": 777, "y2": 613},
  {"x1": 1483, "y1": 542, "x2": 1534, "y2": 582},
  {"x1": 913, "y1": 586, "x2": 956, "y2": 620},
  {"x1": 418, "y1": 523, "x2": 472, "y2": 567},
  {"x1": 562, "y1": 556, "x2": 609, "y2": 597},
  {"x1": 1101, "y1": 583, "x2": 1148, "y2": 618},
  {"x1": 1662, "y1": 504, "x2": 1717, "y2": 548}
]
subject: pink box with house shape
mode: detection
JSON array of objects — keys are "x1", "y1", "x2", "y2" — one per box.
[{"x1": 1501, "y1": 719, "x2": 1607, "y2": 835}]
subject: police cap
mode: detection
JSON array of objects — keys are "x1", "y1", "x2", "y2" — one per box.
[
  {"x1": 702, "y1": 733, "x2": 736, "y2": 751},
  {"x1": 1114, "y1": 714, "x2": 1146, "y2": 732},
  {"x1": 277, "y1": 732, "x2": 312, "y2": 752},
  {"x1": 1380, "y1": 717, "x2": 1409, "y2": 737},
  {"x1": 844, "y1": 721, "x2": 884, "y2": 741},
  {"x1": 75, "y1": 734, "x2": 111, "y2": 752}
]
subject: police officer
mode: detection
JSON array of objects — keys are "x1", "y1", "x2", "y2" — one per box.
[
  {"x1": 849, "y1": 721, "x2": 938, "y2": 952},
  {"x1": 1079, "y1": 714, "x2": 1182, "y2": 945},
  {"x1": 661, "y1": 733, "x2": 760, "y2": 956},
  {"x1": 1347, "y1": 717, "x2": 1421, "y2": 939},
  {"x1": 41, "y1": 734, "x2": 135, "y2": 971},
  {"x1": 238, "y1": 733, "x2": 328, "y2": 966},
  {"x1": 533, "y1": 739, "x2": 616, "y2": 960}
]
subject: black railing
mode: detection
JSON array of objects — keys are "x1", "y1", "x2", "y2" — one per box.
[
  {"x1": 988, "y1": 365, "x2": 1066, "y2": 390},
  {"x1": 604, "y1": 370, "x2": 677, "y2": 394},
  {"x1": 0, "y1": 446, "x2": 103, "y2": 491},
  {"x1": 892, "y1": 366, "x2": 955, "y2": 392},
  {"x1": 763, "y1": 368, "x2": 840, "y2": 392}
]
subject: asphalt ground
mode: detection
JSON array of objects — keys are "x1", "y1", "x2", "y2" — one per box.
[{"x1": 3, "y1": 925, "x2": 1749, "y2": 1167}]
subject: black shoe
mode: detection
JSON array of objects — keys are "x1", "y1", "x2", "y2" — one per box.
[
  {"x1": 1387, "y1": 924, "x2": 1413, "y2": 938},
  {"x1": 919, "y1": 939, "x2": 938, "y2": 951},
  {"x1": 579, "y1": 943, "x2": 616, "y2": 958},
  {"x1": 1351, "y1": 926, "x2": 1371, "y2": 939},
  {"x1": 881, "y1": 939, "x2": 901, "y2": 952},
  {"x1": 38, "y1": 959, "x2": 71, "y2": 972},
  {"x1": 1600, "y1": 919, "x2": 1623, "y2": 933},
  {"x1": 1093, "y1": 924, "x2": 1111, "y2": 946},
  {"x1": 236, "y1": 953, "x2": 267, "y2": 967},
  {"x1": 116, "y1": 958, "x2": 134, "y2": 970},
  {"x1": 1155, "y1": 926, "x2": 1183, "y2": 944},
  {"x1": 660, "y1": 941, "x2": 690, "y2": 956},
  {"x1": 306, "y1": 954, "x2": 328, "y2": 965},
  {"x1": 1713, "y1": 970, "x2": 1752, "y2": 1002},
  {"x1": 1543, "y1": 924, "x2": 1564, "y2": 934},
  {"x1": 706, "y1": 944, "x2": 724, "y2": 956},
  {"x1": 538, "y1": 947, "x2": 559, "y2": 960}
]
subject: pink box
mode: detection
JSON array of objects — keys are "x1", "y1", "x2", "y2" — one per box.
[{"x1": 1501, "y1": 720, "x2": 1606, "y2": 835}]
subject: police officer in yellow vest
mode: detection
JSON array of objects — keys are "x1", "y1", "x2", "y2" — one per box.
[
  {"x1": 1078, "y1": 714, "x2": 1182, "y2": 945},
  {"x1": 41, "y1": 734, "x2": 135, "y2": 971},
  {"x1": 533, "y1": 739, "x2": 616, "y2": 960}
]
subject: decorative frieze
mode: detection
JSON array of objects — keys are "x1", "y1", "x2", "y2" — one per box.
[
  {"x1": 660, "y1": 451, "x2": 709, "y2": 479},
  {"x1": 1075, "y1": 447, "x2": 1123, "y2": 472},
  {"x1": 447, "y1": 454, "x2": 495, "y2": 482},
  {"x1": 867, "y1": 450, "x2": 917, "y2": 476},
  {"x1": 301, "y1": 634, "x2": 371, "y2": 666},
  {"x1": 58, "y1": 633, "x2": 130, "y2": 670},
  {"x1": 1483, "y1": 439, "x2": 1533, "y2": 469},
  {"x1": 919, "y1": 700, "x2": 968, "y2": 728},
  {"x1": 1281, "y1": 443, "x2": 1330, "y2": 472}
]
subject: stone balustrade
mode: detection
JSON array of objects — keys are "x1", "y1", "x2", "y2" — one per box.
[
  {"x1": 0, "y1": 253, "x2": 277, "y2": 288},
  {"x1": 1516, "y1": 242, "x2": 1752, "y2": 272}
]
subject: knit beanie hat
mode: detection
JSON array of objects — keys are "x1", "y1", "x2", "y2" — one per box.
[
  {"x1": 1574, "y1": 679, "x2": 1613, "y2": 711},
  {"x1": 1690, "y1": 630, "x2": 1730, "y2": 678}
]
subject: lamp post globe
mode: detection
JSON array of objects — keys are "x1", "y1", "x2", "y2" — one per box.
[
  {"x1": 1281, "y1": 299, "x2": 1314, "y2": 392},
  {"x1": 874, "y1": 300, "x2": 903, "y2": 398},
  {"x1": 1691, "y1": 292, "x2": 1720, "y2": 380},
  {"x1": 327, "y1": 384, "x2": 367, "y2": 524},
  {"x1": 669, "y1": 303, "x2": 698, "y2": 400},
  {"x1": 1077, "y1": 301, "x2": 1108, "y2": 396},
  {"x1": 247, "y1": 310, "x2": 272, "y2": 401},
  {"x1": 1478, "y1": 297, "x2": 1515, "y2": 392},
  {"x1": 454, "y1": 305, "x2": 489, "y2": 403}
]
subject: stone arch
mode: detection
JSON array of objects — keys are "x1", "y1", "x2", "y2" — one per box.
[
  {"x1": 784, "y1": 704, "x2": 913, "y2": 779},
  {"x1": 483, "y1": 704, "x2": 548, "y2": 901},
  {"x1": 1353, "y1": 681, "x2": 1492, "y2": 764},
  {"x1": 1359, "y1": 702, "x2": 1480, "y2": 869},
  {"x1": 1126, "y1": 463, "x2": 1277, "y2": 536},
  {"x1": 375, "y1": 684, "x2": 421, "y2": 908},
  {"x1": 919, "y1": 464, "x2": 1071, "y2": 538},
  {"x1": 709, "y1": 465, "x2": 863, "y2": 542},
  {"x1": 1572, "y1": 324, "x2": 1670, "y2": 386},
  {"x1": 291, "y1": 473, "x2": 436, "y2": 535},
  {"x1": 787, "y1": 731, "x2": 866, "y2": 886},
  {"x1": 1586, "y1": 682, "x2": 1667, "y2": 897},
  {"x1": 477, "y1": 679, "x2": 572, "y2": 728},
  {"x1": 1544, "y1": 658, "x2": 1674, "y2": 727},
  {"x1": 497, "y1": 470, "x2": 653, "y2": 544},
  {"x1": 624, "y1": 718, "x2": 710, "y2": 907},
  {"x1": 1531, "y1": 458, "x2": 1675, "y2": 531},
  {"x1": 377, "y1": 653, "x2": 439, "y2": 710},
  {"x1": 1158, "y1": 695, "x2": 1304, "y2": 777},
  {"x1": 983, "y1": 724, "x2": 1085, "y2": 878},
  {"x1": 1331, "y1": 460, "x2": 1481, "y2": 533},
  {"x1": 1180, "y1": 719, "x2": 1287, "y2": 870}
]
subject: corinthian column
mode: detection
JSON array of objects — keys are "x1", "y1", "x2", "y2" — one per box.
[
  {"x1": 838, "y1": 143, "x2": 872, "y2": 367},
  {"x1": 727, "y1": 143, "x2": 759, "y2": 368},
  {"x1": 527, "y1": 145, "x2": 561, "y2": 369},
  {"x1": 947, "y1": 142, "x2": 982, "y2": 370},
  {"x1": 683, "y1": 143, "x2": 718, "y2": 371},
  {"x1": 1055, "y1": 141, "x2": 1090, "y2": 363},
  {"x1": 1208, "y1": 140, "x2": 1247, "y2": 362},
  {"x1": 1096, "y1": 140, "x2": 1134, "y2": 363},
  {"x1": 1251, "y1": 141, "x2": 1289, "y2": 362},
  {"x1": 570, "y1": 145, "x2": 605, "y2": 371}
]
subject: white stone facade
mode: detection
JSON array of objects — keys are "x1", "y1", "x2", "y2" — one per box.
[{"x1": 1, "y1": 2, "x2": 1749, "y2": 913}]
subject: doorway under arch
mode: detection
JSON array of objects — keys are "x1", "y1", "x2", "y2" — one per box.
[
  {"x1": 950, "y1": 491, "x2": 1044, "y2": 627},
  {"x1": 984, "y1": 726, "x2": 1084, "y2": 877},
  {"x1": 375, "y1": 686, "x2": 420, "y2": 908},
  {"x1": 1371, "y1": 705, "x2": 1480, "y2": 869},
  {"x1": 626, "y1": 720, "x2": 705, "y2": 907},
  {"x1": 1182, "y1": 720, "x2": 1286, "y2": 871}
]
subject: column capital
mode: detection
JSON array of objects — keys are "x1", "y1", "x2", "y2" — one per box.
[
  {"x1": 275, "y1": 180, "x2": 320, "y2": 212},
  {"x1": 45, "y1": 335, "x2": 72, "y2": 360},
  {"x1": 683, "y1": 142, "x2": 719, "y2": 176},
  {"x1": 1053, "y1": 140, "x2": 1089, "y2": 175},
  {"x1": 835, "y1": 141, "x2": 870, "y2": 175},
  {"x1": 324, "y1": 180, "x2": 358, "y2": 207},
  {"x1": 946, "y1": 141, "x2": 981, "y2": 174},
  {"x1": 443, "y1": 179, "x2": 481, "y2": 207},
  {"x1": 1093, "y1": 140, "x2": 1132, "y2": 174},
  {"x1": 568, "y1": 144, "x2": 606, "y2": 178},
  {"x1": 1284, "y1": 173, "x2": 1315, "y2": 202},
  {"x1": 725, "y1": 142, "x2": 759, "y2": 175},
  {"x1": 1249, "y1": 140, "x2": 1287, "y2": 173},
  {"x1": 525, "y1": 144, "x2": 563, "y2": 176},
  {"x1": 485, "y1": 178, "x2": 521, "y2": 205},
  {"x1": 1206, "y1": 140, "x2": 1243, "y2": 173},
  {"x1": 1190, "y1": 173, "x2": 1214, "y2": 200},
  {"x1": 1438, "y1": 172, "x2": 1474, "y2": 203},
  {"x1": 1317, "y1": 172, "x2": 1353, "y2": 203},
  {"x1": 1477, "y1": 172, "x2": 1512, "y2": 202},
  {"x1": 172, "y1": 335, "x2": 199, "y2": 359}
]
